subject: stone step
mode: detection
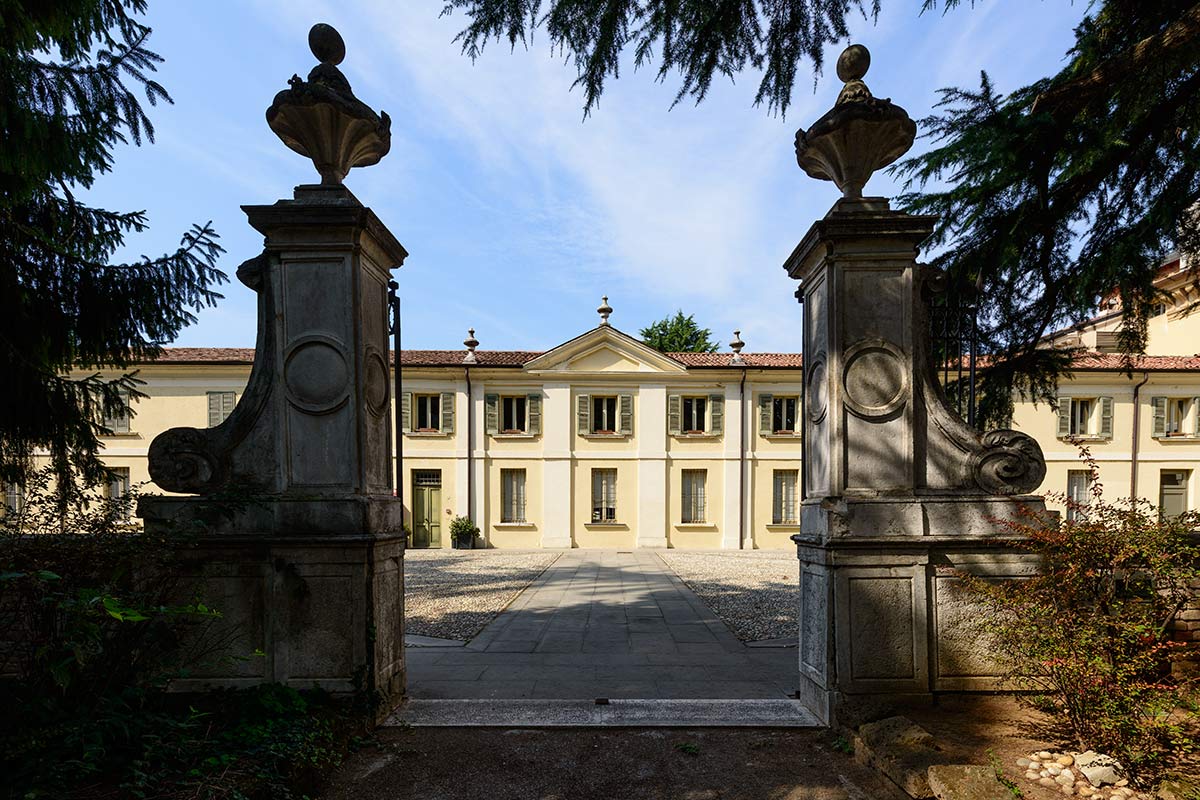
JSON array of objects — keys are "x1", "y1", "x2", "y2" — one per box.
[{"x1": 385, "y1": 698, "x2": 823, "y2": 728}]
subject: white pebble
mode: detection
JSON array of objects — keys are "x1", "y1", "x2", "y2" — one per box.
[{"x1": 1039, "y1": 751, "x2": 1054, "y2": 760}]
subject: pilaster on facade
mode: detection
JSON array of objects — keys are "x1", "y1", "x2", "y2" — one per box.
[
  {"x1": 540, "y1": 382, "x2": 573, "y2": 548},
  {"x1": 637, "y1": 384, "x2": 669, "y2": 548},
  {"x1": 721, "y1": 382, "x2": 745, "y2": 549}
]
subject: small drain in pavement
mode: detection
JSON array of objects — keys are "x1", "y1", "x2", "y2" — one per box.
[{"x1": 594, "y1": 698, "x2": 610, "y2": 705}]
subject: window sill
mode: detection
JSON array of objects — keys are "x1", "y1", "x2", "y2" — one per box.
[
  {"x1": 676, "y1": 523, "x2": 716, "y2": 530},
  {"x1": 406, "y1": 431, "x2": 451, "y2": 438},
  {"x1": 493, "y1": 433, "x2": 537, "y2": 439},
  {"x1": 1058, "y1": 435, "x2": 1110, "y2": 442},
  {"x1": 766, "y1": 523, "x2": 800, "y2": 531},
  {"x1": 1155, "y1": 435, "x2": 1200, "y2": 441},
  {"x1": 101, "y1": 432, "x2": 141, "y2": 438},
  {"x1": 581, "y1": 433, "x2": 630, "y2": 440},
  {"x1": 495, "y1": 522, "x2": 535, "y2": 529},
  {"x1": 672, "y1": 433, "x2": 721, "y2": 440},
  {"x1": 584, "y1": 522, "x2": 627, "y2": 529},
  {"x1": 763, "y1": 433, "x2": 801, "y2": 440}
]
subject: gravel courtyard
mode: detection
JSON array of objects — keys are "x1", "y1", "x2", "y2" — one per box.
[
  {"x1": 657, "y1": 550, "x2": 798, "y2": 642},
  {"x1": 405, "y1": 550, "x2": 560, "y2": 641}
]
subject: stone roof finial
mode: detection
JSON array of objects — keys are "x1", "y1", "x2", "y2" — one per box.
[
  {"x1": 266, "y1": 23, "x2": 392, "y2": 185},
  {"x1": 597, "y1": 296, "x2": 613, "y2": 326},
  {"x1": 463, "y1": 328, "x2": 479, "y2": 364},
  {"x1": 730, "y1": 330, "x2": 746, "y2": 365},
  {"x1": 794, "y1": 44, "x2": 916, "y2": 199}
]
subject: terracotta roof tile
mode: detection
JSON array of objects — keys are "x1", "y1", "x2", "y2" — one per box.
[
  {"x1": 1068, "y1": 351, "x2": 1200, "y2": 370},
  {"x1": 146, "y1": 347, "x2": 804, "y2": 368},
  {"x1": 399, "y1": 349, "x2": 541, "y2": 366}
]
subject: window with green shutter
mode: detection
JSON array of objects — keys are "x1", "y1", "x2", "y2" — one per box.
[
  {"x1": 207, "y1": 391, "x2": 236, "y2": 427},
  {"x1": 413, "y1": 394, "x2": 441, "y2": 432},
  {"x1": 102, "y1": 390, "x2": 131, "y2": 434},
  {"x1": 501, "y1": 395, "x2": 527, "y2": 433},
  {"x1": 1057, "y1": 396, "x2": 1114, "y2": 440}
]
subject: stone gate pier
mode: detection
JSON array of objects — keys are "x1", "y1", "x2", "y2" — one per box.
[
  {"x1": 138, "y1": 25, "x2": 406, "y2": 716},
  {"x1": 787, "y1": 45, "x2": 1048, "y2": 725}
]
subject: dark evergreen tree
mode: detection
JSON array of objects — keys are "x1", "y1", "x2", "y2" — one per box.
[
  {"x1": 640, "y1": 311, "x2": 719, "y2": 352},
  {"x1": 443, "y1": 0, "x2": 1200, "y2": 428},
  {"x1": 1, "y1": 1, "x2": 226, "y2": 490}
]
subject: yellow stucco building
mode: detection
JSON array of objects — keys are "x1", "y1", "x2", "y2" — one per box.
[{"x1": 6, "y1": 259, "x2": 1199, "y2": 546}]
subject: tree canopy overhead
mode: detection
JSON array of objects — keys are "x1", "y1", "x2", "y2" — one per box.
[
  {"x1": 640, "y1": 311, "x2": 720, "y2": 353},
  {"x1": 1, "y1": 0, "x2": 226, "y2": 490},
  {"x1": 444, "y1": 0, "x2": 1200, "y2": 428}
]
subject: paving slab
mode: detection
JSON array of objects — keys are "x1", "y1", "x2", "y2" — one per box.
[{"x1": 400, "y1": 550, "x2": 803, "y2": 719}]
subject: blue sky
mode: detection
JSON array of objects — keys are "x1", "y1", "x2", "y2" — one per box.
[{"x1": 87, "y1": 0, "x2": 1085, "y2": 353}]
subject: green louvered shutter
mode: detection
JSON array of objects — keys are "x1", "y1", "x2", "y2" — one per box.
[
  {"x1": 1099, "y1": 396, "x2": 1113, "y2": 440},
  {"x1": 667, "y1": 394, "x2": 681, "y2": 435},
  {"x1": 1194, "y1": 398, "x2": 1200, "y2": 437},
  {"x1": 619, "y1": 394, "x2": 634, "y2": 435},
  {"x1": 485, "y1": 393, "x2": 499, "y2": 434},
  {"x1": 528, "y1": 394, "x2": 542, "y2": 435},
  {"x1": 1152, "y1": 396, "x2": 1167, "y2": 438},
  {"x1": 709, "y1": 394, "x2": 724, "y2": 436},
  {"x1": 577, "y1": 394, "x2": 590, "y2": 435},
  {"x1": 208, "y1": 391, "x2": 235, "y2": 427},
  {"x1": 208, "y1": 392, "x2": 223, "y2": 428},
  {"x1": 1056, "y1": 397, "x2": 1071, "y2": 438},
  {"x1": 401, "y1": 392, "x2": 412, "y2": 433},
  {"x1": 440, "y1": 392, "x2": 455, "y2": 434},
  {"x1": 758, "y1": 394, "x2": 773, "y2": 437}
]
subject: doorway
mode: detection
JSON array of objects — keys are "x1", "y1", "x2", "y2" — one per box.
[{"x1": 412, "y1": 470, "x2": 442, "y2": 548}]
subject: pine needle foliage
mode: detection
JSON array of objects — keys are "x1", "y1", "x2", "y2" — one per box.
[
  {"x1": 640, "y1": 310, "x2": 719, "y2": 352},
  {"x1": 0, "y1": 1, "x2": 227, "y2": 491},
  {"x1": 440, "y1": 0, "x2": 882, "y2": 117},
  {"x1": 893, "y1": 1, "x2": 1200, "y2": 429}
]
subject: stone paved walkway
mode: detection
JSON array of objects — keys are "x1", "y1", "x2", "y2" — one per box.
[{"x1": 403, "y1": 550, "x2": 799, "y2": 701}]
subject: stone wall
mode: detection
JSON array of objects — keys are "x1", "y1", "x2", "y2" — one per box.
[{"x1": 1171, "y1": 576, "x2": 1200, "y2": 677}]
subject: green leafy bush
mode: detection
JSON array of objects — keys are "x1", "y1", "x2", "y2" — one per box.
[
  {"x1": 448, "y1": 515, "x2": 479, "y2": 548},
  {"x1": 0, "y1": 470, "x2": 366, "y2": 798},
  {"x1": 962, "y1": 452, "x2": 1200, "y2": 785}
]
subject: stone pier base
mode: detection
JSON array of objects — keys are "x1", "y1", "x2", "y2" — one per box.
[
  {"x1": 142, "y1": 499, "x2": 406, "y2": 721},
  {"x1": 796, "y1": 533, "x2": 1039, "y2": 726}
]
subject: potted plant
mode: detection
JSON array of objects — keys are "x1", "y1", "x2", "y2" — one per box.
[{"x1": 449, "y1": 515, "x2": 479, "y2": 550}]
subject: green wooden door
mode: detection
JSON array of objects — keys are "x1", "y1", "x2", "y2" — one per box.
[{"x1": 412, "y1": 471, "x2": 442, "y2": 548}]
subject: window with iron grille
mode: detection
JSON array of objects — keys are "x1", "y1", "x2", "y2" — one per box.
[
  {"x1": 591, "y1": 468, "x2": 617, "y2": 522},
  {"x1": 2, "y1": 482, "x2": 23, "y2": 516},
  {"x1": 501, "y1": 469, "x2": 526, "y2": 523},
  {"x1": 107, "y1": 468, "x2": 131, "y2": 520},
  {"x1": 1066, "y1": 470, "x2": 1091, "y2": 523},
  {"x1": 681, "y1": 469, "x2": 706, "y2": 524},
  {"x1": 772, "y1": 470, "x2": 798, "y2": 524}
]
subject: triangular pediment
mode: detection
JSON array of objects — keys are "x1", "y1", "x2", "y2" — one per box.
[{"x1": 523, "y1": 326, "x2": 687, "y2": 375}]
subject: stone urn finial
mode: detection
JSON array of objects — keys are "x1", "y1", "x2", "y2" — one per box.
[
  {"x1": 463, "y1": 328, "x2": 479, "y2": 364},
  {"x1": 794, "y1": 44, "x2": 916, "y2": 199},
  {"x1": 730, "y1": 330, "x2": 746, "y2": 365},
  {"x1": 267, "y1": 23, "x2": 391, "y2": 185},
  {"x1": 597, "y1": 296, "x2": 613, "y2": 326}
]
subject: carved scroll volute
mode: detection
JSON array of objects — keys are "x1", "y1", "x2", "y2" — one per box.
[
  {"x1": 971, "y1": 429, "x2": 1047, "y2": 495},
  {"x1": 147, "y1": 252, "x2": 275, "y2": 495}
]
